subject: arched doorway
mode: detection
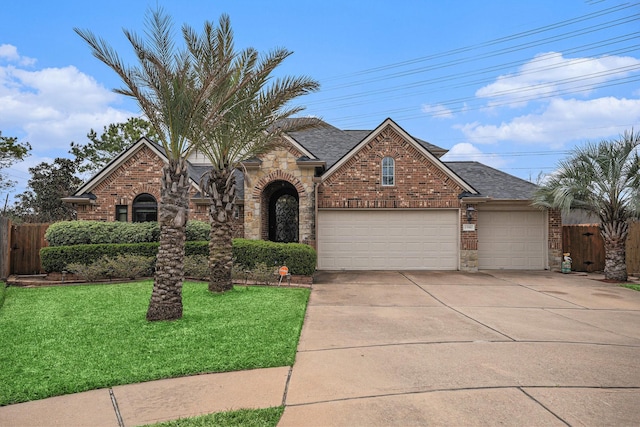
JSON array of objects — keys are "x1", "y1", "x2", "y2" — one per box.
[
  {"x1": 132, "y1": 193, "x2": 157, "y2": 222},
  {"x1": 262, "y1": 181, "x2": 299, "y2": 242}
]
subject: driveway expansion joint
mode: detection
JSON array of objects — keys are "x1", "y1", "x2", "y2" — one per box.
[
  {"x1": 518, "y1": 387, "x2": 570, "y2": 426},
  {"x1": 109, "y1": 388, "x2": 124, "y2": 427},
  {"x1": 400, "y1": 272, "x2": 517, "y2": 342}
]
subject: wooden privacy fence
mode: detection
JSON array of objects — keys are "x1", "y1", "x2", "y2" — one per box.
[
  {"x1": 0, "y1": 218, "x2": 50, "y2": 279},
  {"x1": 0, "y1": 217, "x2": 10, "y2": 279},
  {"x1": 563, "y1": 222, "x2": 640, "y2": 274}
]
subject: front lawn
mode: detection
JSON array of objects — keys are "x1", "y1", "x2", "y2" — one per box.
[
  {"x1": 620, "y1": 283, "x2": 640, "y2": 292},
  {"x1": 0, "y1": 281, "x2": 309, "y2": 406},
  {"x1": 146, "y1": 407, "x2": 284, "y2": 427}
]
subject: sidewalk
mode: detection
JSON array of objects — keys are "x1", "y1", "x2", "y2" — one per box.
[{"x1": 0, "y1": 367, "x2": 290, "y2": 426}]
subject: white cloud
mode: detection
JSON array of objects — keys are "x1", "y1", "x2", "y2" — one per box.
[
  {"x1": 0, "y1": 61, "x2": 135, "y2": 150},
  {"x1": 0, "y1": 44, "x2": 36, "y2": 66},
  {"x1": 441, "y1": 142, "x2": 506, "y2": 169},
  {"x1": 476, "y1": 52, "x2": 640, "y2": 107},
  {"x1": 460, "y1": 96, "x2": 640, "y2": 146},
  {"x1": 421, "y1": 103, "x2": 453, "y2": 119}
]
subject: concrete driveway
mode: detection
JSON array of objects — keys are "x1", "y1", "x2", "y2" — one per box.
[{"x1": 279, "y1": 270, "x2": 640, "y2": 426}]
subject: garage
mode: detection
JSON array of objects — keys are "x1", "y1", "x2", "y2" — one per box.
[
  {"x1": 477, "y1": 210, "x2": 547, "y2": 269},
  {"x1": 317, "y1": 210, "x2": 459, "y2": 270}
]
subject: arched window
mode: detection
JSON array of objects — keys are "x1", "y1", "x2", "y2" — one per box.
[
  {"x1": 382, "y1": 157, "x2": 395, "y2": 186},
  {"x1": 132, "y1": 193, "x2": 157, "y2": 222}
]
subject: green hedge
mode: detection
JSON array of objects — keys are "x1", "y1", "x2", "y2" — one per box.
[
  {"x1": 233, "y1": 239, "x2": 317, "y2": 276},
  {"x1": 40, "y1": 239, "x2": 316, "y2": 275},
  {"x1": 41, "y1": 242, "x2": 208, "y2": 273},
  {"x1": 44, "y1": 220, "x2": 210, "y2": 246}
]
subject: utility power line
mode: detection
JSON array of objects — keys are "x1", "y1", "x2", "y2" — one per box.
[{"x1": 304, "y1": 2, "x2": 640, "y2": 129}]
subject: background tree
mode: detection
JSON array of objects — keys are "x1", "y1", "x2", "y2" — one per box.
[
  {"x1": 13, "y1": 158, "x2": 82, "y2": 222},
  {"x1": 76, "y1": 9, "x2": 244, "y2": 321},
  {"x1": 197, "y1": 45, "x2": 319, "y2": 293},
  {"x1": 0, "y1": 131, "x2": 31, "y2": 191},
  {"x1": 533, "y1": 130, "x2": 640, "y2": 281},
  {"x1": 70, "y1": 117, "x2": 157, "y2": 174}
]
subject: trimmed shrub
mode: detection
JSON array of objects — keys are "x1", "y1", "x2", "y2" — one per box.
[
  {"x1": 185, "y1": 241, "x2": 209, "y2": 257},
  {"x1": 185, "y1": 220, "x2": 210, "y2": 241},
  {"x1": 251, "y1": 262, "x2": 278, "y2": 286},
  {"x1": 67, "y1": 255, "x2": 154, "y2": 282},
  {"x1": 184, "y1": 255, "x2": 209, "y2": 280},
  {"x1": 232, "y1": 239, "x2": 317, "y2": 276},
  {"x1": 45, "y1": 220, "x2": 210, "y2": 246},
  {"x1": 41, "y1": 243, "x2": 159, "y2": 273},
  {"x1": 41, "y1": 238, "x2": 316, "y2": 276},
  {"x1": 41, "y1": 241, "x2": 209, "y2": 273}
]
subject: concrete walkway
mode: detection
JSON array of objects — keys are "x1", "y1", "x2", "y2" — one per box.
[
  {"x1": 1, "y1": 271, "x2": 639, "y2": 426},
  {"x1": 0, "y1": 368, "x2": 290, "y2": 426}
]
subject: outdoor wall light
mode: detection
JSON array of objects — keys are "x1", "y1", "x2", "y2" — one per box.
[{"x1": 466, "y1": 205, "x2": 475, "y2": 222}]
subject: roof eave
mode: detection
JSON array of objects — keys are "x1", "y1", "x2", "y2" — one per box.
[{"x1": 61, "y1": 197, "x2": 95, "y2": 205}]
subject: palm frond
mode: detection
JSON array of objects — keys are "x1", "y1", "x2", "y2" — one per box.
[{"x1": 533, "y1": 129, "x2": 640, "y2": 223}]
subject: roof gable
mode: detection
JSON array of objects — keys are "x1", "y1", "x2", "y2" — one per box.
[
  {"x1": 321, "y1": 118, "x2": 476, "y2": 194},
  {"x1": 72, "y1": 137, "x2": 203, "y2": 196}
]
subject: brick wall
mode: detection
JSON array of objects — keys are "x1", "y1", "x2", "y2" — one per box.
[
  {"x1": 75, "y1": 144, "x2": 243, "y2": 236},
  {"x1": 318, "y1": 126, "x2": 464, "y2": 209},
  {"x1": 317, "y1": 124, "x2": 479, "y2": 270},
  {"x1": 548, "y1": 208, "x2": 562, "y2": 270}
]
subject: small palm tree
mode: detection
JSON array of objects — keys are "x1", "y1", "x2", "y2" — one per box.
[
  {"x1": 533, "y1": 130, "x2": 640, "y2": 281},
  {"x1": 76, "y1": 10, "x2": 241, "y2": 320},
  {"x1": 194, "y1": 42, "x2": 320, "y2": 293}
]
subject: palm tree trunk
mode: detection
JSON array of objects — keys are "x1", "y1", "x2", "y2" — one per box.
[
  {"x1": 205, "y1": 168, "x2": 236, "y2": 293},
  {"x1": 601, "y1": 221, "x2": 628, "y2": 282},
  {"x1": 146, "y1": 159, "x2": 190, "y2": 321}
]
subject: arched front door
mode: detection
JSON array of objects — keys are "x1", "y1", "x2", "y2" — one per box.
[{"x1": 262, "y1": 181, "x2": 299, "y2": 243}]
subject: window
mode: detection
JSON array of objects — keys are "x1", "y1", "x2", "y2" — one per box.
[
  {"x1": 115, "y1": 205, "x2": 128, "y2": 222},
  {"x1": 382, "y1": 157, "x2": 395, "y2": 186},
  {"x1": 132, "y1": 193, "x2": 158, "y2": 222}
]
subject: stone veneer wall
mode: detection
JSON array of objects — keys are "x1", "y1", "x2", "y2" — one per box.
[
  {"x1": 243, "y1": 145, "x2": 317, "y2": 246},
  {"x1": 460, "y1": 203, "x2": 479, "y2": 271}
]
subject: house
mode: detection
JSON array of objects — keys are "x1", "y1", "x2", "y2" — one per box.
[{"x1": 63, "y1": 118, "x2": 562, "y2": 271}]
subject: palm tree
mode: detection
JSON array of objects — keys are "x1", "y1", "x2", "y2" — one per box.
[
  {"x1": 195, "y1": 44, "x2": 319, "y2": 293},
  {"x1": 75, "y1": 10, "x2": 241, "y2": 320},
  {"x1": 533, "y1": 130, "x2": 640, "y2": 281}
]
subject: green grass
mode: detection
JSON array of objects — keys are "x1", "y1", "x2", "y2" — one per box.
[
  {"x1": 0, "y1": 281, "x2": 6, "y2": 309},
  {"x1": 0, "y1": 281, "x2": 309, "y2": 406},
  {"x1": 620, "y1": 283, "x2": 640, "y2": 292},
  {"x1": 145, "y1": 407, "x2": 284, "y2": 427}
]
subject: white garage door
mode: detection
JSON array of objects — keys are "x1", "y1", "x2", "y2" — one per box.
[
  {"x1": 317, "y1": 210, "x2": 458, "y2": 270},
  {"x1": 478, "y1": 210, "x2": 546, "y2": 269}
]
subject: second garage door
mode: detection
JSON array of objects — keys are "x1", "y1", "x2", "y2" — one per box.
[
  {"x1": 478, "y1": 210, "x2": 546, "y2": 269},
  {"x1": 317, "y1": 210, "x2": 458, "y2": 270}
]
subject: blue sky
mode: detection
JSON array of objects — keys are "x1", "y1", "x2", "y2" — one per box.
[{"x1": 1, "y1": 0, "x2": 639, "y2": 203}]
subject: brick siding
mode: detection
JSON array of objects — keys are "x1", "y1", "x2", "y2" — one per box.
[
  {"x1": 75, "y1": 145, "x2": 243, "y2": 236},
  {"x1": 318, "y1": 126, "x2": 465, "y2": 209}
]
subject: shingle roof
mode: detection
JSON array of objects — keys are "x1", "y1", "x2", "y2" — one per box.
[
  {"x1": 444, "y1": 161, "x2": 538, "y2": 200},
  {"x1": 286, "y1": 121, "x2": 362, "y2": 168},
  {"x1": 286, "y1": 120, "x2": 448, "y2": 168}
]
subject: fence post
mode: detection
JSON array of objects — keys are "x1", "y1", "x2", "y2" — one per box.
[{"x1": 0, "y1": 217, "x2": 11, "y2": 280}]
